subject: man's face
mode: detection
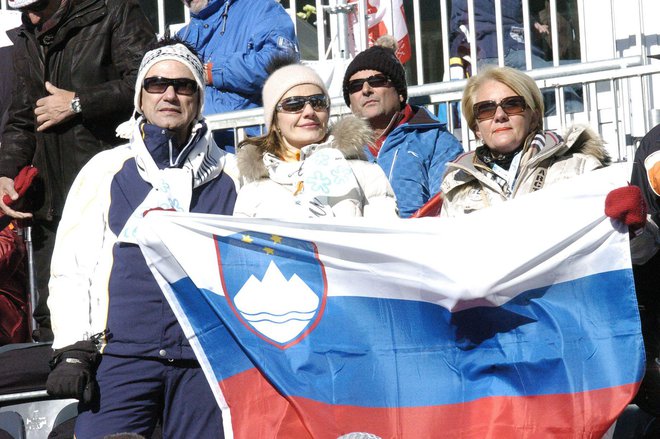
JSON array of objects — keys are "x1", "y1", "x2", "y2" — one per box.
[
  {"x1": 140, "y1": 60, "x2": 199, "y2": 143},
  {"x1": 182, "y1": 0, "x2": 208, "y2": 14},
  {"x1": 21, "y1": 0, "x2": 60, "y2": 26},
  {"x1": 347, "y1": 69, "x2": 403, "y2": 132}
]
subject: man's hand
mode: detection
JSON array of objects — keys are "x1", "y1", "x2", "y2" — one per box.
[
  {"x1": 0, "y1": 176, "x2": 32, "y2": 219},
  {"x1": 35, "y1": 82, "x2": 76, "y2": 132},
  {"x1": 534, "y1": 22, "x2": 550, "y2": 34}
]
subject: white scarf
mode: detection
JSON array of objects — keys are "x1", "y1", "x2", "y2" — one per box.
[{"x1": 119, "y1": 117, "x2": 225, "y2": 243}]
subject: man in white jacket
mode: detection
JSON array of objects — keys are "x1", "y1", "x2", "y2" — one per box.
[{"x1": 46, "y1": 37, "x2": 239, "y2": 438}]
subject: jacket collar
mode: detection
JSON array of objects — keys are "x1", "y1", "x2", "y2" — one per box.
[
  {"x1": 141, "y1": 121, "x2": 207, "y2": 170},
  {"x1": 194, "y1": 0, "x2": 229, "y2": 20},
  {"x1": 441, "y1": 125, "x2": 610, "y2": 196},
  {"x1": 407, "y1": 105, "x2": 439, "y2": 126},
  {"x1": 20, "y1": 0, "x2": 106, "y2": 47}
]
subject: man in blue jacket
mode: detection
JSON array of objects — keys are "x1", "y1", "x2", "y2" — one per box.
[
  {"x1": 178, "y1": 0, "x2": 299, "y2": 151},
  {"x1": 342, "y1": 43, "x2": 464, "y2": 218}
]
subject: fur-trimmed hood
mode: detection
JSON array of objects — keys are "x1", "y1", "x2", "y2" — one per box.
[
  {"x1": 237, "y1": 116, "x2": 374, "y2": 183},
  {"x1": 559, "y1": 124, "x2": 610, "y2": 166}
]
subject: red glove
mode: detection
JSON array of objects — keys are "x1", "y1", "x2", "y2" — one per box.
[
  {"x1": 2, "y1": 166, "x2": 39, "y2": 207},
  {"x1": 604, "y1": 185, "x2": 647, "y2": 232}
]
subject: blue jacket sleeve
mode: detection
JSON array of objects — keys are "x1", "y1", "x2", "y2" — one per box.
[{"x1": 429, "y1": 130, "x2": 464, "y2": 199}]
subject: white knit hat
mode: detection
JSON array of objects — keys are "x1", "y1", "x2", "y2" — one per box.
[
  {"x1": 8, "y1": 0, "x2": 42, "y2": 8},
  {"x1": 262, "y1": 63, "x2": 329, "y2": 130},
  {"x1": 134, "y1": 43, "x2": 206, "y2": 120}
]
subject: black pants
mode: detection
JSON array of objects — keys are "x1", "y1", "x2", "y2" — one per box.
[{"x1": 29, "y1": 218, "x2": 60, "y2": 341}]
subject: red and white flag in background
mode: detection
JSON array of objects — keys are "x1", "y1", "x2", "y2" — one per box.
[{"x1": 349, "y1": 0, "x2": 412, "y2": 64}]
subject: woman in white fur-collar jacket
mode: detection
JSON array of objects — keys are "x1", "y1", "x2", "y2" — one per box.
[{"x1": 234, "y1": 60, "x2": 398, "y2": 219}]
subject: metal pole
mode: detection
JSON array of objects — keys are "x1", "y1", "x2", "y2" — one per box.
[
  {"x1": 24, "y1": 225, "x2": 38, "y2": 336},
  {"x1": 336, "y1": 0, "x2": 350, "y2": 59},
  {"x1": 324, "y1": 0, "x2": 355, "y2": 60},
  {"x1": 413, "y1": 0, "x2": 423, "y2": 84},
  {"x1": 494, "y1": 0, "x2": 504, "y2": 67},
  {"x1": 521, "y1": 0, "x2": 531, "y2": 69}
]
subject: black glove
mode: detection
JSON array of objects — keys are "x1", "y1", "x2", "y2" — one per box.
[{"x1": 46, "y1": 340, "x2": 101, "y2": 404}]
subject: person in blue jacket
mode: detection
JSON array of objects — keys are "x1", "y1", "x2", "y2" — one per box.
[
  {"x1": 178, "y1": 0, "x2": 299, "y2": 152},
  {"x1": 449, "y1": 0, "x2": 583, "y2": 115},
  {"x1": 449, "y1": 0, "x2": 547, "y2": 71},
  {"x1": 46, "y1": 37, "x2": 240, "y2": 438},
  {"x1": 342, "y1": 40, "x2": 464, "y2": 218}
]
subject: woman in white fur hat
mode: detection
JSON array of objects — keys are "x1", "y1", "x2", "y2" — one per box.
[{"x1": 234, "y1": 58, "x2": 398, "y2": 218}]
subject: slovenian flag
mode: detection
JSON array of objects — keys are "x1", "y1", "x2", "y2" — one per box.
[{"x1": 135, "y1": 166, "x2": 643, "y2": 438}]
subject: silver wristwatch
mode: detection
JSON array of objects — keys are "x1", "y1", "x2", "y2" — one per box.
[{"x1": 70, "y1": 96, "x2": 82, "y2": 114}]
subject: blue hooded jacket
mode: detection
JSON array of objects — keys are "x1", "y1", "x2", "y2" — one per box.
[
  {"x1": 364, "y1": 106, "x2": 464, "y2": 218},
  {"x1": 449, "y1": 0, "x2": 544, "y2": 61},
  {"x1": 178, "y1": 0, "x2": 299, "y2": 117}
]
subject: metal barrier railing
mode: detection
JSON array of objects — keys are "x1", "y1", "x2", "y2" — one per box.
[{"x1": 206, "y1": 55, "x2": 660, "y2": 163}]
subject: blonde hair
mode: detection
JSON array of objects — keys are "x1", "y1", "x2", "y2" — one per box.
[
  {"x1": 237, "y1": 114, "x2": 285, "y2": 157},
  {"x1": 462, "y1": 66, "x2": 544, "y2": 133}
]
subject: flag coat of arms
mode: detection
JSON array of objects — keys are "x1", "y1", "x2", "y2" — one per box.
[{"x1": 135, "y1": 167, "x2": 643, "y2": 438}]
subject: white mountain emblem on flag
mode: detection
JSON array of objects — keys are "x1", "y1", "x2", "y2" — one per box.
[{"x1": 234, "y1": 261, "x2": 320, "y2": 344}]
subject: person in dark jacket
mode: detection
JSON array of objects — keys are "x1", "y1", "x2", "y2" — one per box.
[
  {"x1": 628, "y1": 123, "x2": 660, "y2": 421},
  {"x1": 342, "y1": 38, "x2": 464, "y2": 218},
  {"x1": 46, "y1": 37, "x2": 240, "y2": 438},
  {"x1": 449, "y1": 0, "x2": 548, "y2": 70},
  {"x1": 0, "y1": 0, "x2": 155, "y2": 341},
  {"x1": 449, "y1": 0, "x2": 583, "y2": 115},
  {"x1": 0, "y1": 11, "x2": 21, "y2": 136}
]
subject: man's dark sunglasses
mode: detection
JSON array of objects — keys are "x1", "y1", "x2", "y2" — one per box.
[
  {"x1": 347, "y1": 74, "x2": 391, "y2": 94},
  {"x1": 17, "y1": 0, "x2": 50, "y2": 13},
  {"x1": 143, "y1": 77, "x2": 198, "y2": 96},
  {"x1": 276, "y1": 94, "x2": 329, "y2": 113},
  {"x1": 473, "y1": 96, "x2": 528, "y2": 121}
]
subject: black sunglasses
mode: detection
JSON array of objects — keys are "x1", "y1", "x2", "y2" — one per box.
[
  {"x1": 347, "y1": 74, "x2": 391, "y2": 94},
  {"x1": 143, "y1": 77, "x2": 198, "y2": 96},
  {"x1": 276, "y1": 94, "x2": 329, "y2": 113},
  {"x1": 473, "y1": 96, "x2": 528, "y2": 121},
  {"x1": 18, "y1": 0, "x2": 50, "y2": 13}
]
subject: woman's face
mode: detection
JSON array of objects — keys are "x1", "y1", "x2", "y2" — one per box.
[
  {"x1": 473, "y1": 80, "x2": 537, "y2": 154},
  {"x1": 275, "y1": 84, "x2": 329, "y2": 157}
]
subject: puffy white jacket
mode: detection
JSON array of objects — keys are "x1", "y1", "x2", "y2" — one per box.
[{"x1": 234, "y1": 116, "x2": 398, "y2": 218}]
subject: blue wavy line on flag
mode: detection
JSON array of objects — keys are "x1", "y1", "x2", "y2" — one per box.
[
  {"x1": 243, "y1": 315, "x2": 316, "y2": 324},
  {"x1": 240, "y1": 311, "x2": 316, "y2": 318},
  {"x1": 170, "y1": 268, "x2": 643, "y2": 408}
]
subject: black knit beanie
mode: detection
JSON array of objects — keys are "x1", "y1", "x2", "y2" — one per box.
[{"x1": 342, "y1": 45, "x2": 407, "y2": 109}]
